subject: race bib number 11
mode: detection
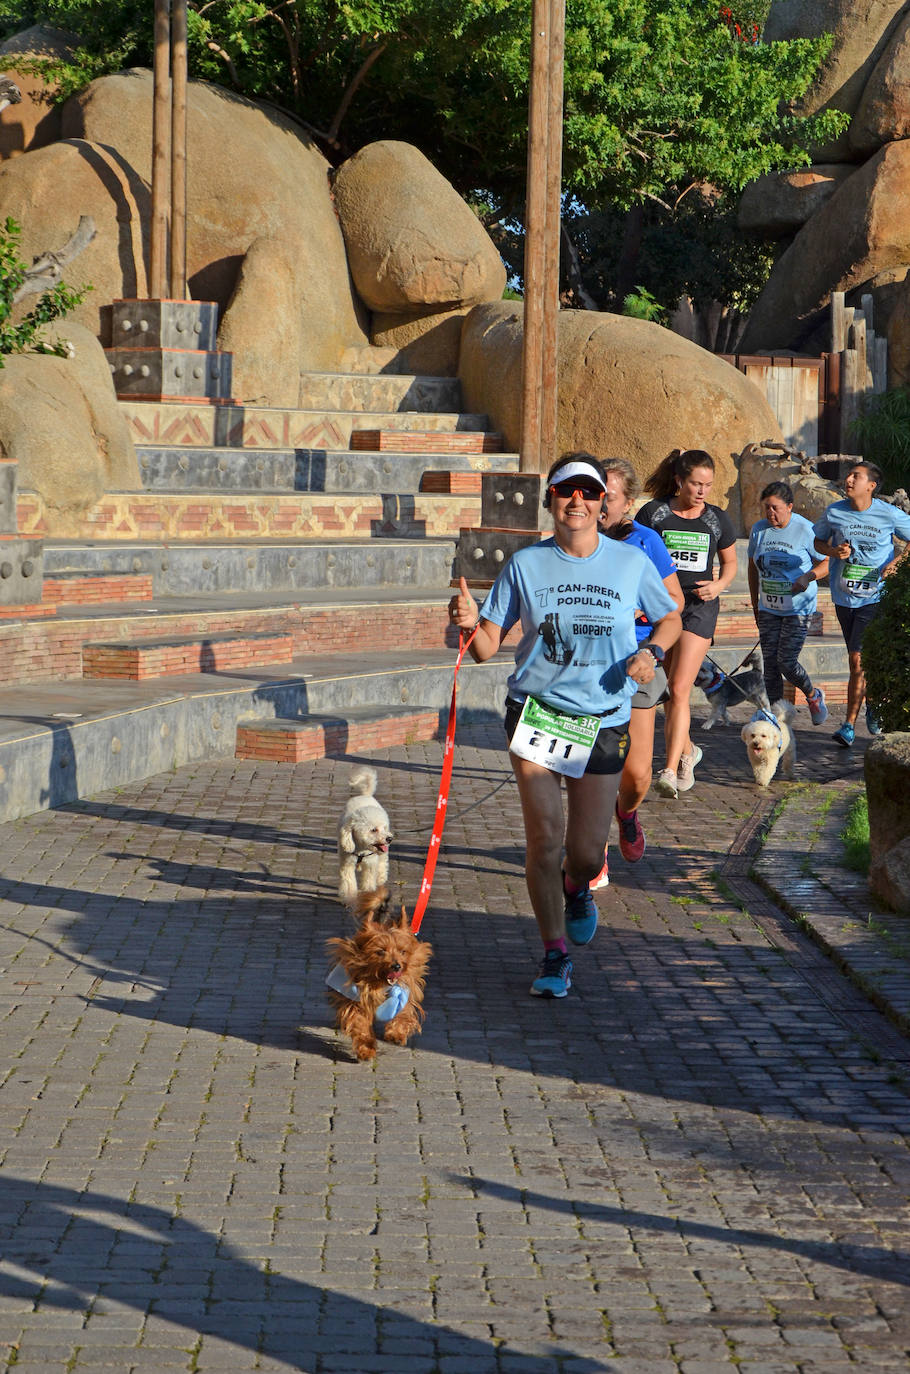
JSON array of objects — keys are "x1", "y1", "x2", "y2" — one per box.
[{"x1": 509, "y1": 696, "x2": 600, "y2": 778}]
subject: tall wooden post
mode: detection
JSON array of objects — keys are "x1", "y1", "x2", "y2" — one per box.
[
  {"x1": 150, "y1": 0, "x2": 171, "y2": 299},
  {"x1": 520, "y1": 0, "x2": 565, "y2": 473},
  {"x1": 170, "y1": 0, "x2": 188, "y2": 299}
]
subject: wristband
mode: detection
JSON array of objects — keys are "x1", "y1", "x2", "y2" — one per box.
[{"x1": 640, "y1": 642, "x2": 665, "y2": 665}]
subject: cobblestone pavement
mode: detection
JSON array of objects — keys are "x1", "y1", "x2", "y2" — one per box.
[{"x1": 0, "y1": 708, "x2": 907, "y2": 1374}]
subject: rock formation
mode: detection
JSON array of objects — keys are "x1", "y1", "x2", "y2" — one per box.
[{"x1": 459, "y1": 302, "x2": 785, "y2": 531}]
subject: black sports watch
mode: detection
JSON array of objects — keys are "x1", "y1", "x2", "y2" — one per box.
[{"x1": 640, "y1": 642, "x2": 665, "y2": 664}]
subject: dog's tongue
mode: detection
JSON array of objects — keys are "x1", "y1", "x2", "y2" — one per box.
[
  {"x1": 378, "y1": 841, "x2": 389, "y2": 852},
  {"x1": 386, "y1": 970, "x2": 400, "y2": 984}
]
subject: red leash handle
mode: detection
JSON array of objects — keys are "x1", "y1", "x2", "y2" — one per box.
[{"x1": 409, "y1": 624, "x2": 478, "y2": 934}]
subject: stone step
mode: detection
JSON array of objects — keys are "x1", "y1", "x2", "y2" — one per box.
[
  {"x1": 0, "y1": 588, "x2": 462, "y2": 688},
  {"x1": 42, "y1": 571, "x2": 155, "y2": 605},
  {"x1": 295, "y1": 371, "x2": 462, "y2": 413},
  {"x1": 0, "y1": 648, "x2": 513, "y2": 823},
  {"x1": 235, "y1": 705, "x2": 442, "y2": 763},
  {"x1": 135, "y1": 446, "x2": 519, "y2": 493},
  {"x1": 42, "y1": 539, "x2": 458, "y2": 597},
  {"x1": 351, "y1": 429, "x2": 503, "y2": 454},
  {"x1": 121, "y1": 400, "x2": 492, "y2": 451},
  {"x1": 83, "y1": 630, "x2": 295, "y2": 681},
  {"x1": 21, "y1": 489, "x2": 480, "y2": 542}
]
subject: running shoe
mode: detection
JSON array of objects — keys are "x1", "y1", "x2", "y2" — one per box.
[
  {"x1": 615, "y1": 803, "x2": 646, "y2": 863},
  {"x1": 590, "y1": 849, "x2": 610, "y2": 890},
  {"x1": 530, "y1": 949, "x2": 573, "y2": 998},
  {"x1": 865, "y1": 706, "x2": 883, "y2": 736},
  {"x1": 833, "y1": 721, "x2": 855, "y2": 748},
  {"x1": 676, "y1": 745, "x2": 703, "y2": 793},
  {"x1": 564, "y1": 884, "x2": 598, "y2": 945},
  {"x1": 655, "y1": 768, "x2": 678, "y2": 799},
  {"x1": 806, "y1": 686, "x2": 828, "y2": 726}
]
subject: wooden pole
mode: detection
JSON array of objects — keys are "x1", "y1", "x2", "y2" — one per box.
[
  {"x1": 150, "y1": 0, "x2": 171, "y2": 299},
  {"x1": 539, "y1": 0, "x2": 565, "y2": 469},
  {"x1": 520, "y1": 0, "x2": 550, "y2": 473},
  {"x1": 170, "y1": 0, "x2": 188, "y2": 299}
]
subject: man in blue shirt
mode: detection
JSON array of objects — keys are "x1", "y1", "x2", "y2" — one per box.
[{"x1": 813, "y1": 461, "x2": 910, "y2": 746}]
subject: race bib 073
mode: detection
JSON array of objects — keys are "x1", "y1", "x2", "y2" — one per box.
[{"x1": 843, "y1": 562, "x2": 880, "y2": 597}]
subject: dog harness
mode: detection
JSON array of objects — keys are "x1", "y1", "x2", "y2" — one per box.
[
  {"x1": 749, "y1": 707, "x2": 784, "y2": 752},
  {"x1": 324, "y1": 964, "x2": 410, "y2": 1020}
]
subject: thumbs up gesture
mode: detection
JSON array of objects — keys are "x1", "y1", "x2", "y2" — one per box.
[{"x1": 448, "y1": 576, "x2": 477, "y2": 629}]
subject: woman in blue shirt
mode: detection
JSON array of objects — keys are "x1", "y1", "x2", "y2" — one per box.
[
  {"x1": 448, "y1": 452, "x2": 681, "y2": 999},
  {"x1": 748, "y1": 481, "x2": 829, "y2": 724}
]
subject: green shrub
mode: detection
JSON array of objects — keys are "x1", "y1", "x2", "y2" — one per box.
[
  {"x1": 621, "y1": 286, "x2": 666, "y2": 324},
  {"x1": 848, "y1": 388, "x2": 910, "y2": 493},
  {"x1": 0, "y1": 216, "x2": 89, "y2": 365},
  {"x1": 862, "y1": 554, "x2": 910, "y2": 732}
]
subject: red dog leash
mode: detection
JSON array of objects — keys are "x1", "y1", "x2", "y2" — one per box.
[{"x1": 409, "y1": 624, "x2": 478, "y2": 935}]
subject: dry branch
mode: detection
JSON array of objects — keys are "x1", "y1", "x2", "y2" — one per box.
[{"x1": 11, "y1": 216, "x2": 96, "y2": 305}]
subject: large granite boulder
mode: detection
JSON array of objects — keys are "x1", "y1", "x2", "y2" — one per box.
[
  {"x1": 459, "y1": 303, "x2": 784, "y2": 531},
  {"x1": 0, "y1": 137, "x2": 151, "y2": 335},
  {"x1": 739, "y1": 445, "x2": 845, "y2": 526},
  {"x1": 370, "y1": 306, "x2": 470, "y2": 376},
  {"x1": 0, "y1": 26, "x2": 73, "y2": 160},
  {"x1": 866, "y1": 733, "x2": 910, "y2": 911},
  {"x1": 52, "y1": 68, "x2": 368, "y2": 361},
  {"x1": 332, "y1": 141, "x2": 505, "y2": 314},
  {"x1": 850, "y1": 9, "x2": 910, "y2": 155},
  {"x1": 0, "y1": 321, "x2": 138, "y2": 526},
  {"x1": 738, "y1": 164, "x2": 855, "y2": 236},
  {"x1": 763, "y1": 0, "x2": 908, "y2": 159},
  {"x1": 217, "y1": 235, "x2": 305, "y2": 407},
  {"x1": 740, "y1": 140, "x2": 910, "y2": 351}
]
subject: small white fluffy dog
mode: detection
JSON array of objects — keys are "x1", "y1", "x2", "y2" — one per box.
[
  {"x1": 741, "y1": 701, "x2": 797, "y2": 787},
  {"x1": 337, "y1": 766, "x2": 393, "y2": 903}
]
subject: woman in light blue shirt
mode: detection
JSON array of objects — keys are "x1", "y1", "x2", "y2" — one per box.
[{"x1": 748, "y1": 481, "x2": 829, "y2": 723}]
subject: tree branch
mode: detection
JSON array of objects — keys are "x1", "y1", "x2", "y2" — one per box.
[
  {"x1": 12, "y1": 216, "x2": 96, "y2": 305},
  {"x1": 325, "y1": 40, "x2": 389, "y2": 146}
]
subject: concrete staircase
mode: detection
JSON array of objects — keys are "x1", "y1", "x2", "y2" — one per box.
[
  {"x1": 0, "y1": 364, "x2": 853, "y2": 821},
  {"x1": 0, "y1": 371, "x2": 520, "y2": 821}
]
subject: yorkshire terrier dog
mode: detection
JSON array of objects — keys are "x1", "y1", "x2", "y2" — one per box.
[
  {"x1": 337, "y1": 766, "x2": 393, "y2": 904},
  {"x1": 325, "y1": 887, "x2": 432, "y2": 1061}
]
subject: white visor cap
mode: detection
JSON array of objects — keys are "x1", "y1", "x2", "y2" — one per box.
[{"x1": 547, "y1": 459, "x2": 606, "y2": 492}]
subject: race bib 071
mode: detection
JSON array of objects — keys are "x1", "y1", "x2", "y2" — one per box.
[
  {"x1": 662, "y1": 529, "x2": 710, "y2": 572},
  {"x1": 759, "y1": 577, "x2": 794, "y2": 613}
]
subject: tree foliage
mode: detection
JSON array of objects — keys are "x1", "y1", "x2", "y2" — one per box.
[
  {"x1": 0, "y1": 0, "x2": 848, "y2": 315},
  {"x1": 862, "y1": 554, "x2": 910, "y2": 734}
]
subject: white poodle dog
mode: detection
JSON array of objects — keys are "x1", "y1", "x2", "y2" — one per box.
[
  {"x1": 337, "y1": 766, "x2": 393, "y2": 903},
  {"x1": 741, "y1": 701, "x2": 797, "y2": 787}
]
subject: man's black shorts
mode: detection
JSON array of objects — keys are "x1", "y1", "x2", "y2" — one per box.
[
  {"x1": 836, "y1": 601, "x2": 880, "y2": 655},
  {"x1": 504, "y1": 699, "x2": 630, "y2": 775}
]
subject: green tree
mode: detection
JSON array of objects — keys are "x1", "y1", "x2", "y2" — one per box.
[
  {"x1": 0, "y1": 216, "x2": 88, "y2": 365},
  {"x1": 0, "y1": 0, "x2": 846, "y2": 314}
]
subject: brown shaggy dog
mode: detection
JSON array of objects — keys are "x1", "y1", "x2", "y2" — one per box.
[{"x1": 326, "y1": 888, "x2": 432, "y2": 1061}]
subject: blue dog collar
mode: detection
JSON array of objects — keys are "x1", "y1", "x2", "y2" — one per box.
[{"x1": 750, "y1": 707, "x2": 783, "y2": 751}]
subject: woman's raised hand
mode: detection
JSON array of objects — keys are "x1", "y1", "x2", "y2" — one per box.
[{"x1": 448, "y1": 576, "x2": 478, "y2": 629}]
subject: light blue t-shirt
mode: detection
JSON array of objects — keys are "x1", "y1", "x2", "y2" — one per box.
[
  {"x1": 747, "y1": 512, "x2": 824, "y2": 616},
  {"x1": 480, "y1": 533, "x2": 677, "y2": 725},
  {"x1": 813, "y1": 498, "x2": 910, "y2": 607}
]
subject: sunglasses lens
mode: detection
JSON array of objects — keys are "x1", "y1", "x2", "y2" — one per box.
[{"x1": 552, "y1": 482, "x2": 602, "y2": 499}]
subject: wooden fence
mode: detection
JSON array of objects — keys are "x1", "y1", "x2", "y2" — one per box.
[{"x1": 719, "y1": 292, "x2": 886, "y2": 457}]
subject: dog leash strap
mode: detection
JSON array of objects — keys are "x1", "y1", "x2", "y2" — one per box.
[{"x1": 410, "y1": 624, "x2": 478, "y2": 934}]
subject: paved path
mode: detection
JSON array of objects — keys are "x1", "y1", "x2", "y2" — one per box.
[{"x1": 0, "y1": 709, "x2": 907, "y2": 1373}]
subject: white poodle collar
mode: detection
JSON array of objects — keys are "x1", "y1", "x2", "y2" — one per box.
[{"x1": 750, "y1": 707, "x2": 783, "y2": 750}]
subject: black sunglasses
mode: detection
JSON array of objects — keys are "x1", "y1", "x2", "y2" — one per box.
[{"x1": 550, "y1": 481, "x2": 604, "y2": 500}]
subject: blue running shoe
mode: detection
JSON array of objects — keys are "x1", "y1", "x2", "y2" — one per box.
[
  {"x1": 865, "y1": 707, "x2": 883, "y2": 736},
  {"x1": 564, "y1": 883, "x2": 598, "y2": 945},
  {"x1": 833, "y1": 721, "x2": 855, "y2": 748},
  {"x1": 530, "y1": 949, "x2": 573, "y2": 998},
  {"x1": 806, "y1": 686, "x2": 828, "y2": 726}
]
